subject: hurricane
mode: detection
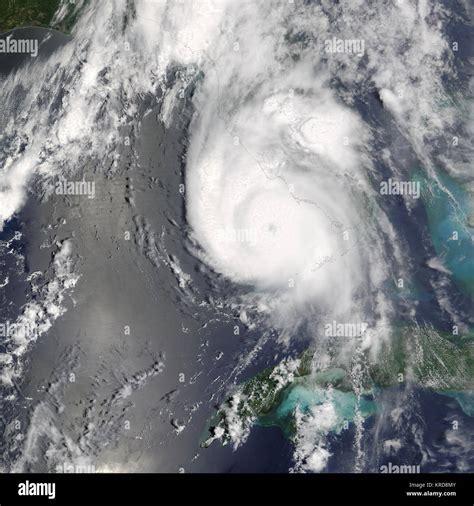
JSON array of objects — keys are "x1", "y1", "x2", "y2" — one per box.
[{"x1": 0, "y1": 0, "x2": 473, "y2": 477}]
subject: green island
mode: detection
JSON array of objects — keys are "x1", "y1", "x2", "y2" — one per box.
[
  {"x1": 203, "y1": 164, "x2": 474, "y2": 449},
  {"x1": 202, "y1": 323, "x2": 474, "y2": 448}
]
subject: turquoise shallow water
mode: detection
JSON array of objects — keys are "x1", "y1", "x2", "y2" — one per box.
[
  {"x1": 258, "y1": 383, "x2": 376, "y2": 435},
  {"x1": 417, "y1": 169, "x2": 474, "y2": 295},
  {"x1": 412, "y1": 168, "x2": 474, "y2": 418}
]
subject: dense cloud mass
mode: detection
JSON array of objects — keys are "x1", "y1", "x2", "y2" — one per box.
[{"x1": 0, "y1": 0, "x2": 472, "y2": 475}]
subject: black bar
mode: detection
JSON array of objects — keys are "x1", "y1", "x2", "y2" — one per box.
[{"x1": 0, "y1": 473, "x2": 471, "y2": 506}]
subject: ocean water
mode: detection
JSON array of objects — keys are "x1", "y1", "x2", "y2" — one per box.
[{"x1": 0, "y1": 1, "x2": 472, "y2": 474}]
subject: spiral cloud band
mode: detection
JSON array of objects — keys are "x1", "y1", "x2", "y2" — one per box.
[{"x1": 181, "y1": 1, "x2": 400, "y2": 339}]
